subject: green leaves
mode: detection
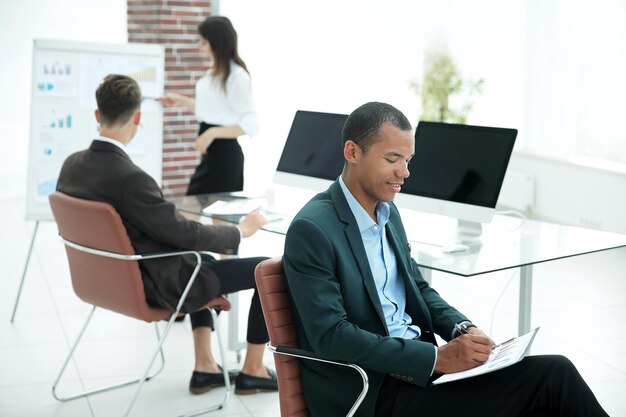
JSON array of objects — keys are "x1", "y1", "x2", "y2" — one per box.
[{"x1": 410, "y1": 46, "x2": 484, "y2": 124}]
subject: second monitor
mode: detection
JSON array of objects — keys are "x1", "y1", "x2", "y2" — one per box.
[
  {"x1": 395, "y1": 121, "x2": 517, "y2": 238},
  {"x1": 273, "y1": 110, "x2": 348, "y2": 192}
]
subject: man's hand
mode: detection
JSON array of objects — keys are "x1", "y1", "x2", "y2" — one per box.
[
  {"x1": 237, "y1": 211, "x2": 267, "y2": 238},
  {"x1": 466, "y1": 326, "x2": 492, "y2": 339},
  {"x1": 435, "y1": 331, "x2": 495, "y2": 374}
]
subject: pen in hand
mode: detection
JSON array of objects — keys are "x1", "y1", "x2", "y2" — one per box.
[
  {"x1": 492, "y1": 336, "x2": 517, "y2": 350},
  {"x1": 455, "y1": 323, "x2": 499, "y2": 351}
]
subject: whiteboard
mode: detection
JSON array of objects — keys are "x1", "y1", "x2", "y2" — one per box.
[{"x1": 26, "y1": 39, "x2": 165, "y2": 221}]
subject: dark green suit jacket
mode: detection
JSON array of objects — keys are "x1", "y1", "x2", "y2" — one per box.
[{"x1": 283, "y1": 180, "x2": 469, "y2": 417}]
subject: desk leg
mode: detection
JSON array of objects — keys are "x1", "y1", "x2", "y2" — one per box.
[
  {"x1": 227, "y1": 292, "x2": 246, "y2": 362},
  {"x1": 220, "y1": 252, "x2": 248, "y2": 362},
  {"x1": 518, "y1": 264, "x2": 533, "y2": 335}
]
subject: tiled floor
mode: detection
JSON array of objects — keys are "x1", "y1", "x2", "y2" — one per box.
[{"x1": 1, "y1": 194, "x2": 625, "y2": 416}]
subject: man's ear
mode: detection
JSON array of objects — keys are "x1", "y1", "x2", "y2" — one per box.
[
  {"x1": 94, "y1": 109, "x2": 101, "y2": 123},
  {"x1": 343, "y1": 140, "x2": 359, "y2": 164},
  {"x1": 133, "y1": 110, "x2": 142, "y2": 125}
]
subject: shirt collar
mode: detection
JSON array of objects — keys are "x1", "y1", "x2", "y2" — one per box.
[
  {"x1": 94, "y1": 135, "x2": 129, "y2": 156},
  {"x1": 338, "y1": 176, "x2": 390, "y2": 233}
]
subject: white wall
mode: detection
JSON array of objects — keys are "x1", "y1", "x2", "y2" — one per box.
[
  {"x1": 0, "y1": 0, "x2": 127, "y2": 199},
  {"x1": 220, "y1": 0, "x2": 528, "y2": 193},
  {"x1": 507, "y1": 153, "x2": 626, "y2": 234},
  {"x1": 2, "y1": 0, "x2": 625, "y2": 235},
  {"x1": 222, "y1": 0, "x2": 626, "y2": 234}
]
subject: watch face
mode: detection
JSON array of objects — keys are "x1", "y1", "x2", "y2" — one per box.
[{"x1": 458, "y1": 323, "x2": 476, "y2": 334}]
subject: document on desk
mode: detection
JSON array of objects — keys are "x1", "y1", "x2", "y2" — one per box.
[
  {"x1": 432, "y1": 327, "x2": 540, "y2": 385},
  {"x1": 202, "y1": 199, "x2": 263, "y2": 216}
]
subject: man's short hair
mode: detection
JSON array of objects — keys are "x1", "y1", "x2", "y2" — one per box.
[
  {"x1": 342, "y1": 102, "x2": 412, "y2": 153},
  {"x1": 95, "y1": 74, "x2": 141, "y2": 126}
]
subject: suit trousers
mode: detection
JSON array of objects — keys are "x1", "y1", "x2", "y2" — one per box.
[
  {"x1": 375, "y1": 355, "x2": 608, "y2": 417},
  {"x1": 189, "y1": 255, "x2": 269, "y2": 345}
]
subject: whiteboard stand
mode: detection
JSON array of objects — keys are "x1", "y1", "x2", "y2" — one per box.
[{"x1": 10, "y1": 220, "x2": 41, "y2": 322}]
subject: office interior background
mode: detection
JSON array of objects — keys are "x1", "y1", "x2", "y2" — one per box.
[{"x1": 1, "y1": 0, "x2": 625, "y2": 416}]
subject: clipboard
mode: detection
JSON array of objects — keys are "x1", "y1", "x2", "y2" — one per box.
[{"x1": 432, "y1": 327, "x2": 540, "y2": 384}]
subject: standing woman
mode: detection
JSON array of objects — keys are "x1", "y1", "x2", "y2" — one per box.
[
  {"x1": 159, "y1": 17, "x2": 277, "y2": 394},
  {"x1": 160, "y1": 16, "x2": 258, "y2": 195}
]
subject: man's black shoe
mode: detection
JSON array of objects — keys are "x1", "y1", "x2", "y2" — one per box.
[
  {"x1": 234, "y1": 367, "x2": 278, "y2": 395},
  {"x1": 189, "y1": 366, "x2": 239, "y2": 394}
]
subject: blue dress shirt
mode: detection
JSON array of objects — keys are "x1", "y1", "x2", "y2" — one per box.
[{"x1": 338, "y1": 177, "x2": 421, "y2": 339}]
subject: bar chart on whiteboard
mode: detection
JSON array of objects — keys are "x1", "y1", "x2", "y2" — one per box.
[{"x1": 26, "y1": 39, "x2": 165, "y2": 221}]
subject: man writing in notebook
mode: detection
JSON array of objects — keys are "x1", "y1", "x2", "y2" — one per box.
[{"x1": 283, "y1": 101, "x2": 608, "y2": 416}]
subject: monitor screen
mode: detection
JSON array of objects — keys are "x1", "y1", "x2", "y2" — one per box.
[
  {"x1": 273, "y1": 110, "x2": 348, "y2": 191},
  {"x1": 395, "y1": 121, "x2": 517, "y2": 226}
]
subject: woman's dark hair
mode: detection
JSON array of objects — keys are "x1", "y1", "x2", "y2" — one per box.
[
  {"x1": 198, "y1": 16, "x2": 248, "y2": 91},
  {"x1": 342, "y1": 102, "x2": 412, "y2": 153}
]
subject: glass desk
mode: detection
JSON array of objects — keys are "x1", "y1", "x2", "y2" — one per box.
[
  {"x1": 171, "y1": 192, "x2": 294, "y2": 353},
  {"x1": 400, "y1": 210, "x2": 626, "y2": 335},
  {"x1": 172, "y1": 192, "x2": 626, "y2": 336},
  {"x1": 173, "y1": 192, "x2": 293, "y2": 235}
]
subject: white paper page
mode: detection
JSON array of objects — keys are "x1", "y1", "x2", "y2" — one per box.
[
  {"x1": 432, "y1": 327, "x2": 540, "y2": 385},
  {"x1": 202, "y1": 199, "x2": 263, "y2": 216}
]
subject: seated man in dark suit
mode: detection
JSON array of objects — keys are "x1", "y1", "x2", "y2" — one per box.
[
  {"x1": 283, "y1": 101, "x2": 608, "y2": 416},
  {"x1": 57, "y1": 74, "x2": 277, "y2": 395}
]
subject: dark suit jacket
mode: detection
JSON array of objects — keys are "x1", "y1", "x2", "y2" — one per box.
[
  {"x1": 283, "y1": 180, "x2": 469, "y2": 417},
  {"x1": 57, "y1": 140, "x2": 241, "y2": 313}
]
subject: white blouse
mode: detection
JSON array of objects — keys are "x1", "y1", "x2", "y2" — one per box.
[{"x1": 194, "y1": 62, "x2": 259, "y2": 137}]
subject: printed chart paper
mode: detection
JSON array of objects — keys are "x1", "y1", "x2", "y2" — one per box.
[{"x1": 432, "y1": 327, "x2": 540, "y2": 384}]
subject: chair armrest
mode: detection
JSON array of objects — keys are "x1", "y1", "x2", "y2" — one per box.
[
  {"x1": 274, "y1": 345, "x2": 324, "y2": 360},
  {"x1": 60, "y1": 237, "x2": 202, "y2": 262},
  {"x1": 269, "y1": 344, "x2": 364, "y2": 370},
  {"x1": 266, "y1": 343, "x2": 369, "y2": 417}
]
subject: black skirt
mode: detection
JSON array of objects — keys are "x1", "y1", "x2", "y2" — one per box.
[{"x1": 186, "y1": 122, "x2": 245, "y2": 196}]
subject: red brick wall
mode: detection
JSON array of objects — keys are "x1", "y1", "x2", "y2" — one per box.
[{"x1": 127, "y1": 0, "x2": 212, "y2": 197}]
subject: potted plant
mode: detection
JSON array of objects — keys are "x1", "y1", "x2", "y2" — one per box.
[{"x1": 410, "y1": 45, "x2": 484, "y2": 124}]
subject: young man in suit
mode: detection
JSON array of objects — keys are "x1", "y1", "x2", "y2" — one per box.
[
  {"x1": 57, "y1": 74, "x2": 278, "y2": 395},
  {"x1": 283, "y1": 101, "x2": 608, "y2": 416}
]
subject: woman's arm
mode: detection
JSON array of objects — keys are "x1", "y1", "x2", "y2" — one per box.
[
  {"x1": 158, "y1": 92, "x2": 196, "y2": 113},
  {"x1": 195, "y1": 125, "x2": 246, "y2": 153}
]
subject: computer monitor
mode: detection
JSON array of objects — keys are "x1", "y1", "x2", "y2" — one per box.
[
  {"x1": 273, "y1": 110, "x2": 348, "y2": 191},
  {"x1": 395, "y1": 121, "x2": 517, "y2": 239}
]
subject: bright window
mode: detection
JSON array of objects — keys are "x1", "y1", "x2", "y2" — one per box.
[{"x1": 524, "y1": 0, "x2": 626, "y2": 167}]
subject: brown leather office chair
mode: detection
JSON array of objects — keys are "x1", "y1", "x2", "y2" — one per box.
[
  {"x1": 254, "y1": 257, "x2": 368, "y2": 417},
  {"x1": 48, "y1": 191, "x2": 231, "y2": 417}
]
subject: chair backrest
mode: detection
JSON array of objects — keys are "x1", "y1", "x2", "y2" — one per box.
[
  {"x1": 49, "y1": 191, "x2": 170, "y2": 322},
  {"x1": 255, "y1": 257, "x2": 307, "y2": 417}
]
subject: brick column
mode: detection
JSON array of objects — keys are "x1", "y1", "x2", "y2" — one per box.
[{"x1": 127, "y1": 0, "x2": 212, "y2": 197}]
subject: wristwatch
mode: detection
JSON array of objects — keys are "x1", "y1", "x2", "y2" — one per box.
[{"x1": 456, "y1": 322, "x2": 477, "y2": 335}]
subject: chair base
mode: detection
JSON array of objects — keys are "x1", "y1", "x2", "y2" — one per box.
[{"x1": 53, "y1": 307, "x2": 231, "y2": 417}]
